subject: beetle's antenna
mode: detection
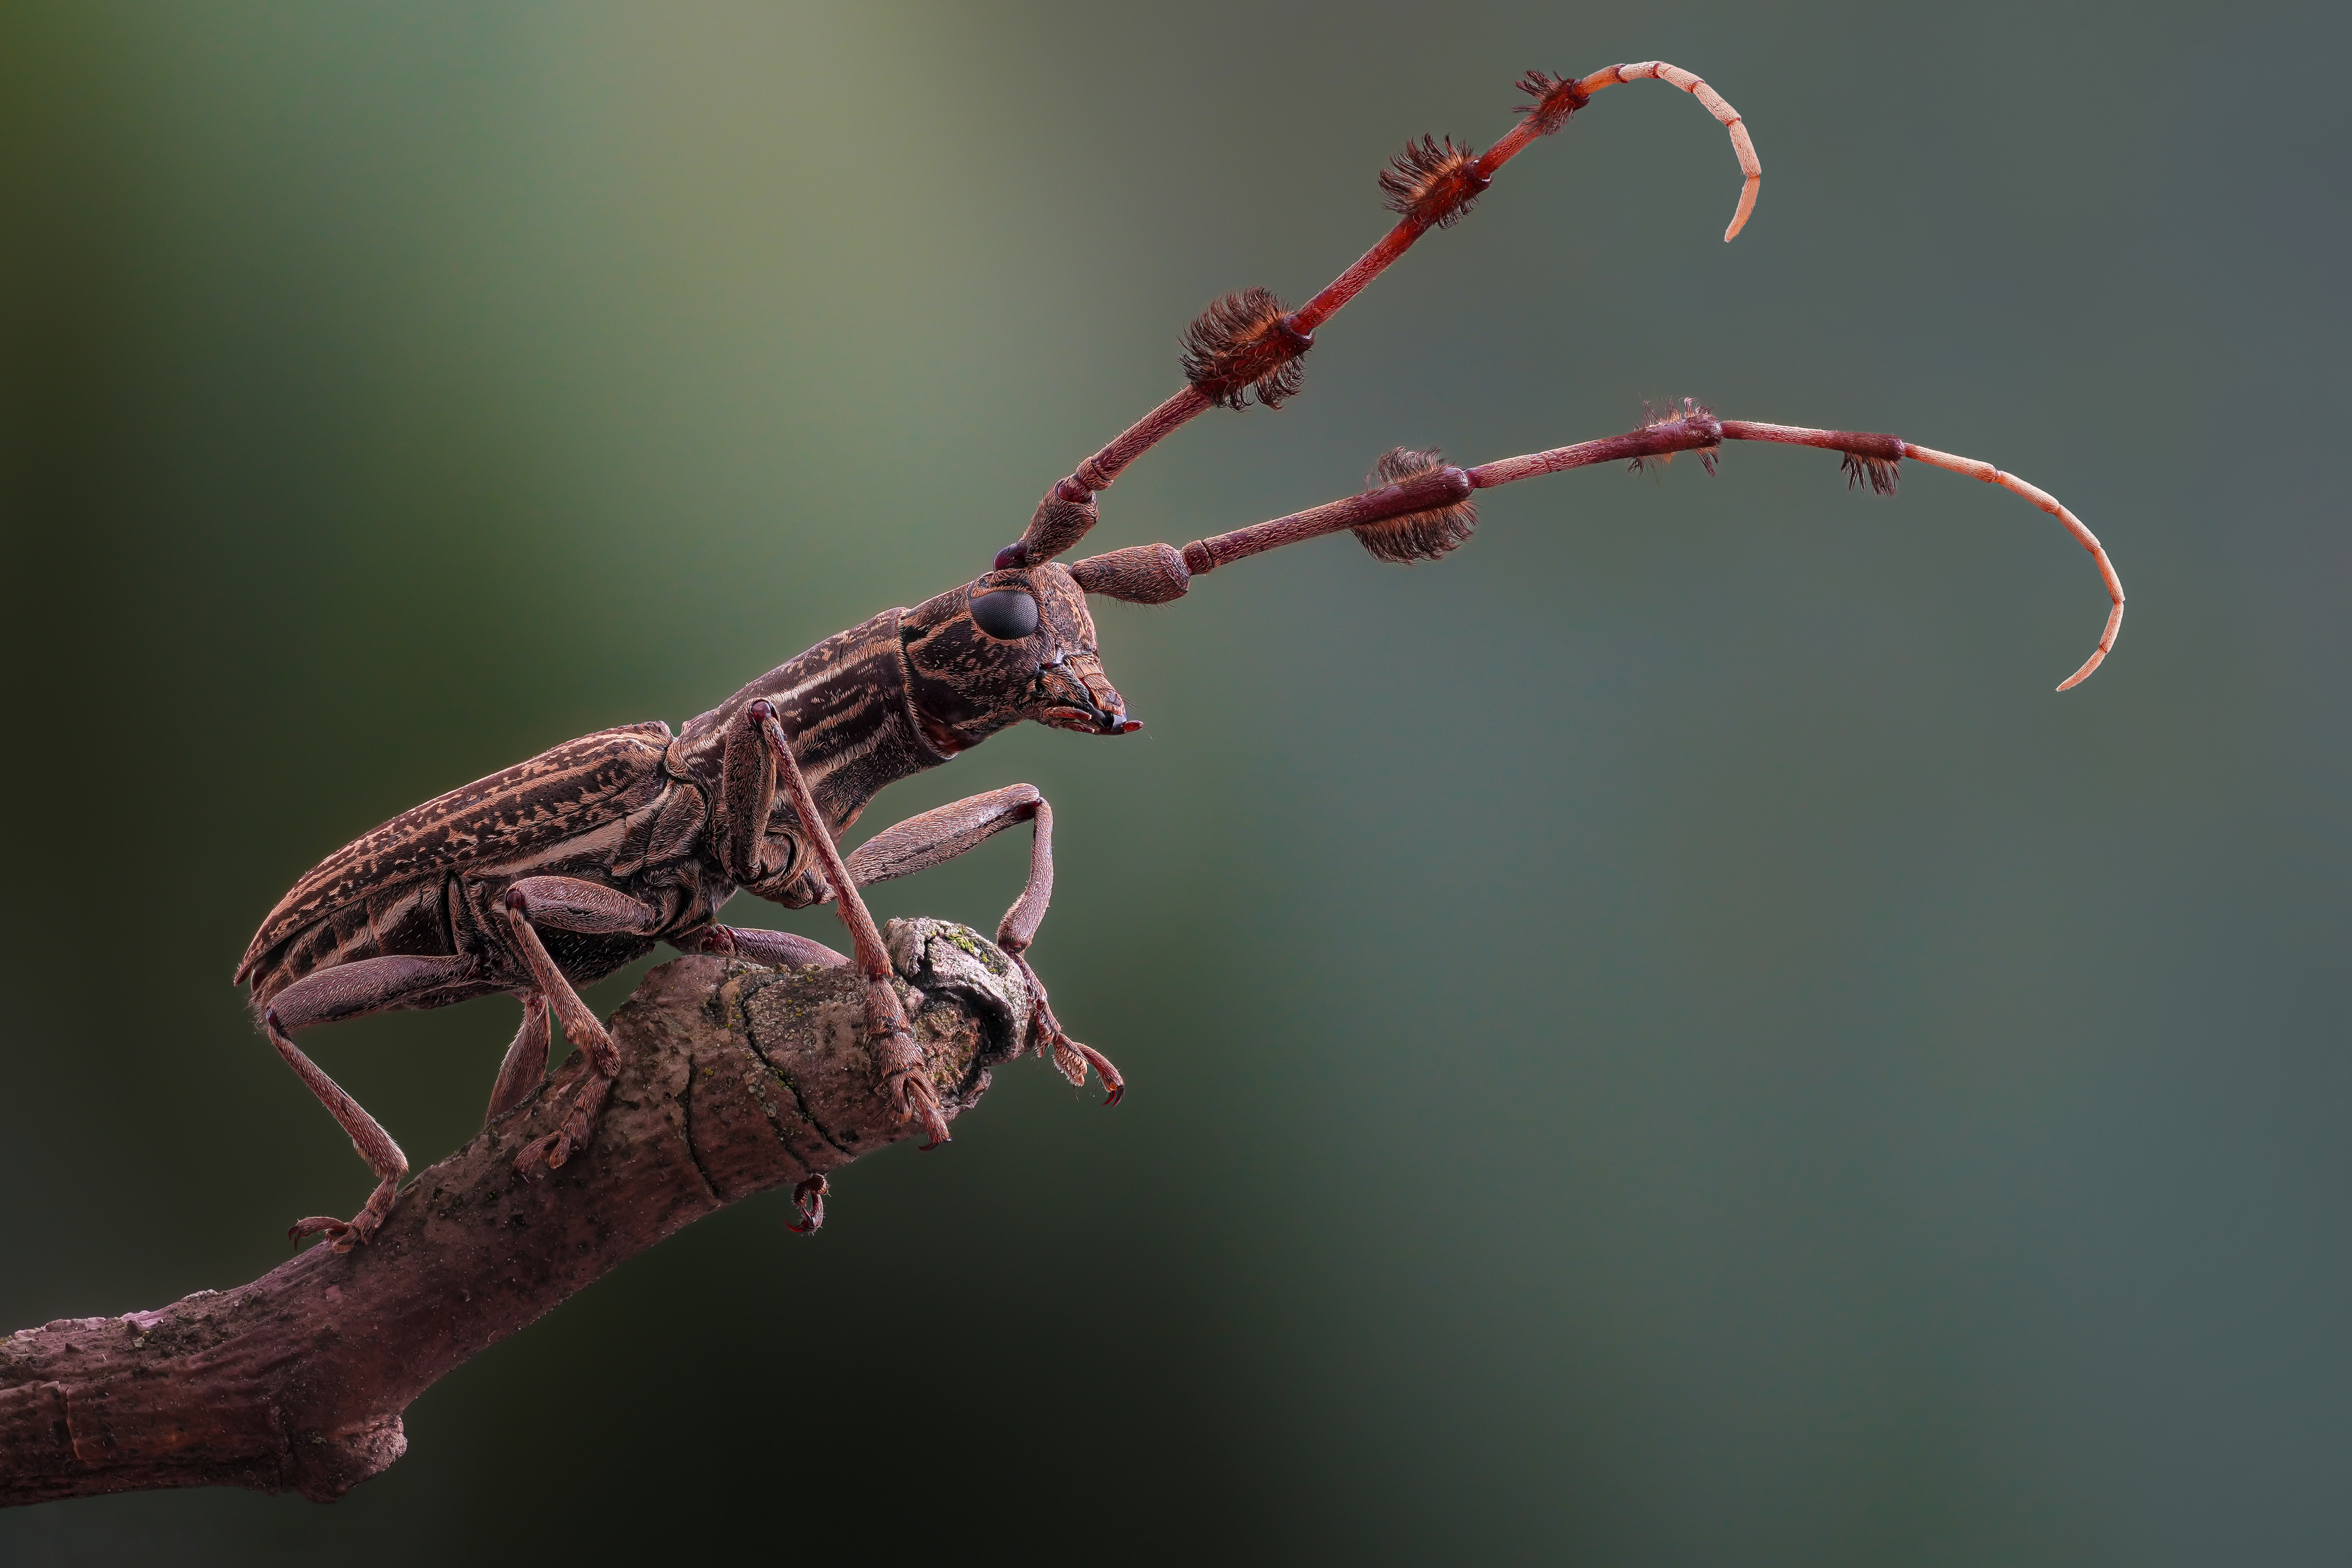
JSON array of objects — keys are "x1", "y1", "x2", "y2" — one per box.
[
  {"x1": 1708, "y1": 422, "x2": 2125, "y2": 690},
  {"x1": 1068, "y1": 409, "x2": 2124, "y2": 691},
  {"x1": 997, "y1": 62, "x2": 1762, "y2": 572}
]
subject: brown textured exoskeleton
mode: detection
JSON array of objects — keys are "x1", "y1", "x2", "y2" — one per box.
[{"x1": 240, "y1": 62, "x2": 2124, "y2": 1251}]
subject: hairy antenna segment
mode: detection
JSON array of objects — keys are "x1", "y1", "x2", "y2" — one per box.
[
  {"x1": 1180, "y1": 286, "x2": 1312, "y2": 410},
  {"x1": 1380, "y1": 136, "x2": 1491, "y2": 228},
  {"x1": 1512, "y1": 69, "x2": 1594, "y2": 135},
  {"x1": 1014, "y1": 487, "x2": 1100, "y2": 567},
  {"x1": 1842, "y1": 451, "x2": 1900, "y2": 495},
  {"x1": 1632, "y1": 399, "x2": 1721, "y2": 475},
  {"x1": 1008, "y1": 62, "x2": 1762, "y2": 568},
  {"x1": 1354, "y1": 448, "x2": 1480, "y2": 562},
  {"x1": 1179, "y1": 465, "x2": 1475, "y2": 575}
]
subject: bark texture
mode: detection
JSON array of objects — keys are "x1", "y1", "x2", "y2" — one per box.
[{"x1": 0, "y1": 918, "x2": 1032, "y2": 1507}]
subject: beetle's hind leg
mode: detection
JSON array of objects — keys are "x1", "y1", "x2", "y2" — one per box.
[
  {"x1": 260, "y1": 952, "x2": 477, "y2": 1251},
  {"x1": 497, "y1": 877, "x2": 665, "y2": 1175}
]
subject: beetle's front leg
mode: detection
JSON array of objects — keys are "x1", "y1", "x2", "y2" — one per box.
[
  {"x1": 497, "y1": 875, "x2": 664, "y2": 1174},
  {"x1": 846, "y1": 784, "x2": 1122, "y2": 1104},
  {"x1": 734, "y1": 699, "x2": 953, "y2": 1148}
]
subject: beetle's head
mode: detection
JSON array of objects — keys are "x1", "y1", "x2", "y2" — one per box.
[{"x1": 901, "y1": 561, "x2": 1139, "y2": 753}]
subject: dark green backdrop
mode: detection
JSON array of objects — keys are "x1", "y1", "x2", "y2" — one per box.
[{"x1": 4, "y1": 3, "x2": 2344, "y2": 1563}]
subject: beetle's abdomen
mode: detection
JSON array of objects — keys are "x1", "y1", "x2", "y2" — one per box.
[{"x1": 245, "y1": 874, "x2": 468, "y2": 1009}]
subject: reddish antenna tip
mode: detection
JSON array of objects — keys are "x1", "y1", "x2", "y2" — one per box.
[
  {"x1": 993, "y1": 542, "x2": 1030, "y2": 571},
  {"x1": 1180, "y1": 286, "x2": 1311, "y2": 410}
]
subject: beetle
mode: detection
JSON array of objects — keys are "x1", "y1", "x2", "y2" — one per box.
[{"x1": 238, "y1": 61, "x2": 2124, "y2": 1250}]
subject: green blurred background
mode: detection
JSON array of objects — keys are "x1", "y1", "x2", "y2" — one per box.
[{"x1": 2, "y1": 2, "x2": 2344, "y2": 1562}]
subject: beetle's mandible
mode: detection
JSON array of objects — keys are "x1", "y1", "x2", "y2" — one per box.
[{"x1": 239, "y1": 62, "x2": 2124, "y2": 1250}]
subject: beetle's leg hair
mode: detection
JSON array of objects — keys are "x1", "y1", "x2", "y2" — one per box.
[
  {"x1": 846, "y1": 784, "x2": 1122, "y2": 1104},
  {"x1": 261, "y1": 952, "x2": 476, "y2": 1251},
  {"x1": 484, "y1": 992, "x2": 550, "y2": 1127},
  {"x1": 672, "y1": 924, "x2": 850, "y2": 970},
  {"x1": 750, "y1": 701, "x2": 954, "y2": 1148},
  {"x1": 499, "y1": 875, "x2": 664, "y2": 1175}
]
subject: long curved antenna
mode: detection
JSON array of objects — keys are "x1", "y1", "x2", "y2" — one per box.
[
  {"x1": 998, "y1": 64, "x2": 1763, "y2": 570},
  {"x1": 1590, "y1": 62, "x2": 1761, "y2": 243},
  {"x1": 1067, "y1": 407, "x2": 2124, "y2": 692},
  {"x1": 1715, "y1": 423, "x2": 2125, "y2": 689}
]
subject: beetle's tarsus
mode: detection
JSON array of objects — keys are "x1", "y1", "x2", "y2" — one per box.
[
  {"x1": 1047, "y1": 1034, "x2": 1124, "y2": 1105},
  {"x1": 1006, "y1": 950, "x2": 1124, "y2": 1105},
  {"x1": 512, "y1": 1069, "x2": 613, "y2": 1175},
  {"x1": 287, "y1": 1174, "x2": 399, "y2": 1252},
  {"x1": 512, "y1": 1130, "x2": 565, "y2": 1174}
]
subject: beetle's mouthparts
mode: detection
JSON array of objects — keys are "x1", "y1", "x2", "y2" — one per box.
[
  {"x1": 1039, "y1": 704, "x2": 1142, "y2": 735},
  {"x1": 1036, "y1": 653, "x2": 1135, "y2": 735}
]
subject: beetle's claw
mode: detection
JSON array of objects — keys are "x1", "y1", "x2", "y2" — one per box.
[
  {"x1": 1047, "y1": 1032, "x2": 1124, "y2": 1104},
  {"x1": 1075, "y1": 1040, "x2": 1125, "y2": 1106},
  {"x1": 786, "y1": 1173, "x2": 829, "y2": 1233},
  {"x1": 871, "y1": 1014, "x2": 951, "y2": 1150},
  {"x1": 288, "y1": 1214, "x2": 354, "y2": 1249},
  {"x1": 901, "y1": 1072, "x2": 952, "y2": 1150},
  {"x1": 512, "y1": 1128, "x2": 571, "y2": 1175}
]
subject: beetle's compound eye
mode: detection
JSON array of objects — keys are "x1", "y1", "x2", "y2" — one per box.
[{"x1": 968, "y1": 586, "x2": 1040, "y2": 641}]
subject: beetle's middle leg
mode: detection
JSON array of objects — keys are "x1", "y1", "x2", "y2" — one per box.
[
  {"x1": 497, "y1": 876, "x2": 664, "y2": 1174},
  {"x1": 846, "y1": 783, "x2": 1123, "y2": 1103}
]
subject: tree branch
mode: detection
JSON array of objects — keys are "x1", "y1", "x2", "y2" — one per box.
[{"x1": 0, "y1": 918, "x2": 1033, "y2": 1506}]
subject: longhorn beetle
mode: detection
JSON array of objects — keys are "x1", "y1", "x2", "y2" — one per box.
[{"x1": 239, "y1": 62, "x2": 2125, "y2": 1250}]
